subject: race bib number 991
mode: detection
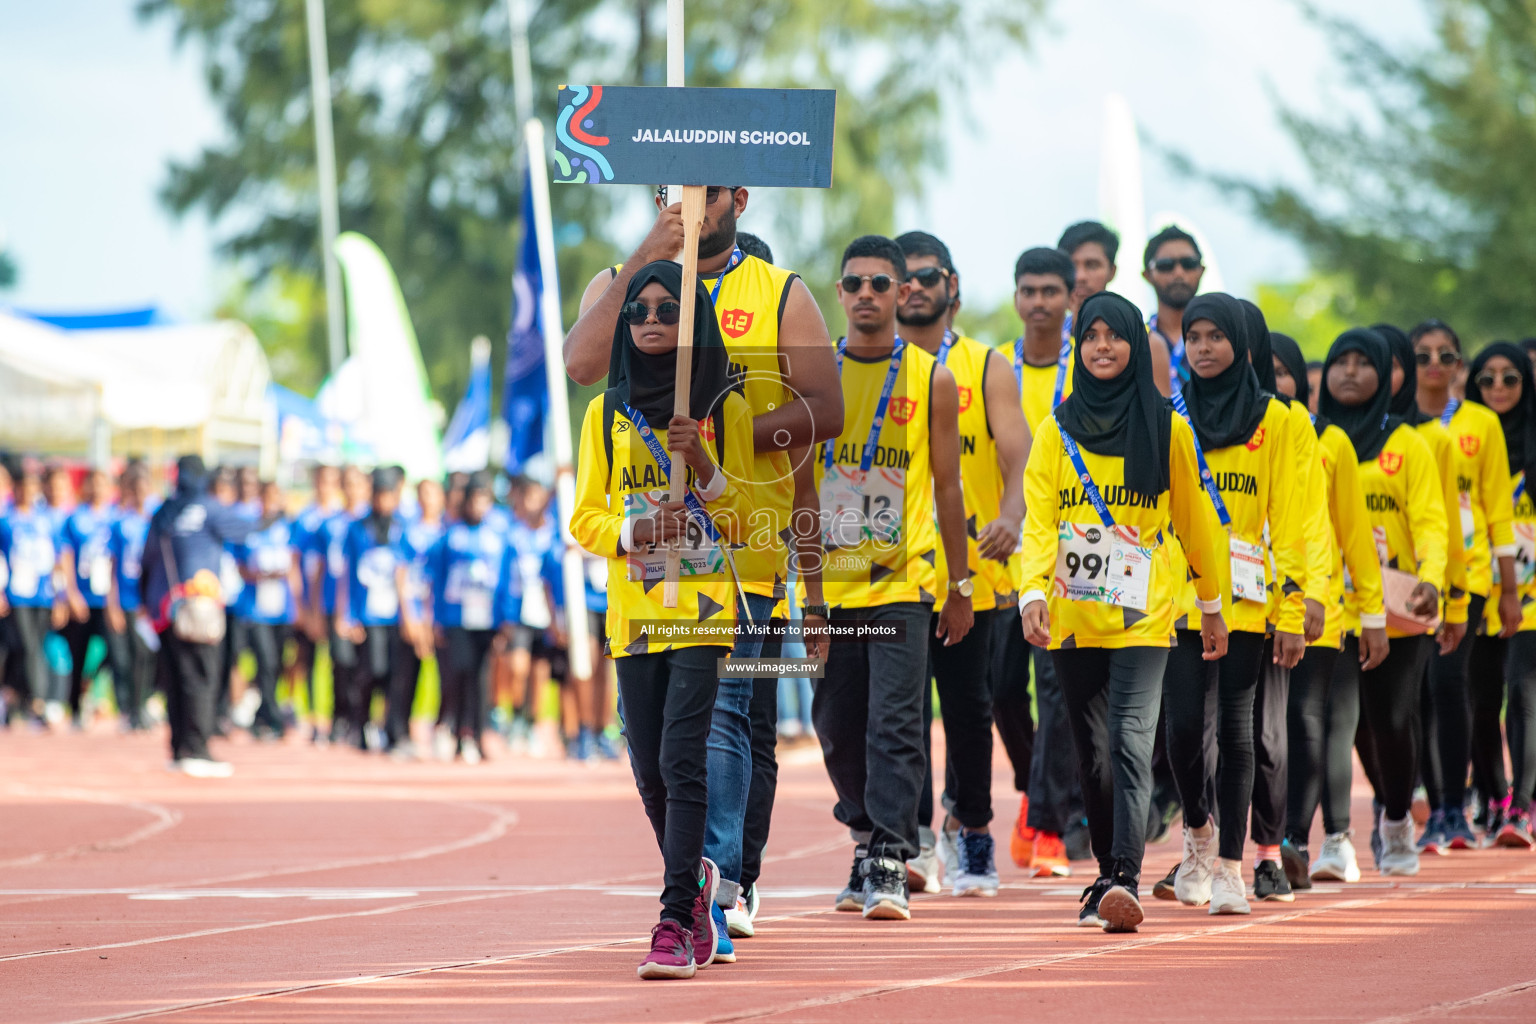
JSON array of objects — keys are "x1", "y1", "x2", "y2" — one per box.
[{"x1": 1053, "y1": 523, "x2": 1151, "y2": 611}]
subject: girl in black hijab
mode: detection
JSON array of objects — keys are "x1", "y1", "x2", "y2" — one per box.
[
  {"x1": 1269, "y1": 333, "x2": 1312, "y2": 412},
  {"x1": 1318, "y1": 326, "x2": 1448, "y2": 878},
  {"x1": 1019, "y1": 290, "x2": 1228, "y2": 934},
  {"x1": 1181, "y1": 294, "x2": 1269, "y2": 449},
  {"x1": 1239, "y1": 299, "x2": 1285, "y2": 402},
  {"x1": 1374, "y1": 322, "x2": 1428, "y2": 426}
]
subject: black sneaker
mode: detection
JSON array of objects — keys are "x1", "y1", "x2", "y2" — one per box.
[
  {"x1": 1064, "y1": 819, "x2": 1093, "y2": 862},
  {"x1": 835, "y1": 845, "x2": 868, "y2": 911},
  {"x1": 1253, "y1": 859, "x2": 1294, "y2": 902},
  {"x1": 1281, "y1": 839, "x2": 1312, "y2": 890},
  {"x1": 1098, "y1": 865, "x2": 1144, "y2": 933},
  {"x1": 861, "y1": 854, "x2": 911, "y2": 920},
  {"x1": 1151, "y1": 863, "x2": 1179, "y2": 901},
  {"x1": 1078, "y1": 876, "x2": 1111, "y2": 927}
]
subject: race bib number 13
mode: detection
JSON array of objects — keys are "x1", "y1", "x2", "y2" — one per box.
[{"x1": 1053, "y1": 523, "x2": 1151, "y2": 611}]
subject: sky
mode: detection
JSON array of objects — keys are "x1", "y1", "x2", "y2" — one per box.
[{"x1": 0, "y1": 0, "x2": 1430, "y2": 321}]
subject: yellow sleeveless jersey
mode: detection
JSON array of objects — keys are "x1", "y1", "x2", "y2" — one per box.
[
  {"x1": 1486, "y1": 470, "x2": 1536, "y2": 634},
  {"x1": 1020, "y1": 413, "x2": 1224, "y2": 650},
  {"x1": 1172, "y1": 398, "x2": 1307, "y2": 636},
  {"x1": 1415, "y1": 420, "x2": 1469, "y2": 623},
  {"x1": 570, "y1": 391, "x2": 755, "y2": 657},
  {"x1": 1007, "y1": 339, "x2": 1075, "y2": 434},
  {"x1": 933, "y1": 334, "x2": 1015, "y2": 611},
  {"x1": 1351, "y1": 423, "x2": 1449, "y2": 638},
  {"x1": 1315, "y1": 423, "x2": 1385, "y2": 648},
  {"x1": 821, "y1": 340, "x2": 940, "y2": 611},
  {"x1": 615, "y1": 254, "x2": 799, "y2": 601},
  {"x1": 1440, "y1": 401, "x2": 1516, "y2": 601}
]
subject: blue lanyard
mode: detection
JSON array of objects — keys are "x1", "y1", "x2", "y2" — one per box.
[
  {"x1": 1057, "y1": 417, "x2": 1116, "y2": 529},
  {"x1": 1150, "y1": 313, "x2": 1187, "y2": 394},
  {"x1": 826, "y1": 338, "x2": 906, "y2": 472},
  {"x1": 1440, "y1": 397, "x2": 1461, "y2": 427},
  {"x1": 936, "y1": 329, "x2": 955, "y2": 365},
  {"x1": 1516, "y1": 474, "x2": 1527, "y2": 505},
  {"x1": 1012, "y1": 333, "x2": 1073, "y2": 411},
  {"x1": 618, "y1": 401, "x2": 720, "y2": 542},
  {"x1": 1170, "y1": 389, "x2": 1232, "y2": 527},
  {"x1": 704, "y1": 247, "x2": 745, "y2": 308}
]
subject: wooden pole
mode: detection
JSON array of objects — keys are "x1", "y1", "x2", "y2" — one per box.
[{"x1": 663, "y1": 185, "x2": 706, "y2": 608}]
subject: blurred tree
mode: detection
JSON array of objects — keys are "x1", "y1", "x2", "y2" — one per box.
[
  {"x1": 0, "y1": 248, "x2": 16, "y2": 290},
  {"x1": 139, "y1": 0, "x2": 1040, "y2": 404},
  {"x1": 1255, "y1": 275, "x2": 1370, "y2": 361},
  {"x1": 1199, "y1": 0, "x2": 1536, "y2": 347},
  {"x1": 214, "y1": 267, "x2": 328, "y2": 395}
]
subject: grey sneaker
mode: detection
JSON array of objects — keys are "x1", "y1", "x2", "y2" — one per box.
[
  {"x1": 1379, "y1": 814, "x2": 1421, "y2": 876},
  {"x1": 862, "y1": 856, "x2": 911, "y2": 920},
  {"x1": 906, "y1": 827, "x2": 941, "y2": 894},
  {"x1": 936, "y1": 814, "x2": 961, "y2": 887},
  {"x1": 836, "y1": 845, "x2": 868, "y2": 911},
  {"x1": 952, "y1": 829, "x2": 1000, "y2": 897},
  {"x1": 1310, "y1": 831, "x2": 1361, "y2": 882},
  {"x1": 1175, "y1": 824, "x2": 1218, "y2": 906}
]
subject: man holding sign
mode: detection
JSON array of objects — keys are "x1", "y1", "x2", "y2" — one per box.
[{"x1": 559, "y1": 85, "x2": 842, "y2": 951}]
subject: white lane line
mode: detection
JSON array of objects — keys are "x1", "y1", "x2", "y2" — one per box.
[
  {"x1": 0, "y1": 786, "x2": 181, "y2": 869},
  {"x1": 1358, "y1": 978, "x2": 1536, "y2": 1024}
]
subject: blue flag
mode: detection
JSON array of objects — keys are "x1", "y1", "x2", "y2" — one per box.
[
  {"x1": 504, "y1": 165, "x2": 549, "y2": 474},
  {"x1": 443, "y1": 338, "x2": 492, "y2": 471}
]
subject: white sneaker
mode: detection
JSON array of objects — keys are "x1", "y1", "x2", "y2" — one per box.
[
  {"x1": 432, "y1": 725, "x2": 456, "y2": 762},
  {"x1": 1209, "y1": 859, "x2": 1251, "y2": 915},
  {"x1": 906, "y1": 827, "x2": 942, "y2": 894},
  {"x1": 179, "y1": 757, "x2": 235, "y2": 778},
  {"x1": 1175, "y1": 824, "x2": 1218, "y2": 906},
  {"x1": 1378, "y1": 814, "x2": 1420, "y2": 876},
  {"x1": 1310, "y1": 831, "x2": 1362, "y2": 883},
  {"x1": 724, "y1": 894, "x2": 754, "y2": 938},
  {"x1": 951, "y1": 829, "x2": 1001, "y2": 897},
  {"x1": 231, "y1": 688, "x2": 261, "y2": 729},
  {"x1": 461, "y1": 738, "x2": 483, "y2": 765},
  {"x1": 936, "y1": 814, "x2": 961, "y2": 886}
]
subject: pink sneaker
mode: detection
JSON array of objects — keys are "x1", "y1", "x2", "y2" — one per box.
[
  {"x1": 691, "y1": 858, "x2": 720, "y2": 969},
  {"x1": 637, "y1": 920, "x2": 695, "y2": 979}
]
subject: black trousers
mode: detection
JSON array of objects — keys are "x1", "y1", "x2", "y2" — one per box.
[
  {"x1": 5, "y1": 605, "x2": 54, "y2": 708},
  {"x1": 990, "y1": 610, "x2": 1034, "y2": 793},
  {"x1": 812, "y1": 603, "x2": 931, "y2": 862},
  {"x1": 1286, "y1": 643, "x2": 1350, "y2": 840},
  {"x1": 1028, "y1": 639, "x2": 1082, "y2": 834},
  {"x1": 246, "y1": 623, "x2": 289, "y2": 735},
  {"x1": 1251, "y1": 637, "x2": 1291, "y2": 847},
  {"x1": 1353, "y1": 635, "x2": 1433, "y2": 821},
  {"x1": 1423, "y1": 594, "x2": 1485, "y2": 809},
  {"x1": 1164, "y1": 629, "x2": 1266, "y2": 861},
  {"x1": 918, "y1": 608, "x2": 997, "y2": 830},
  {"x1": 1468, "y1": 633, "x2": 1510, "y2": 805},
  {"x1": 1507, "y1": 632, "x2": 1536, "y2": 811},
  {"x1": 739, "y1": 620, "x2": 784, "y2": 893},
  {"x1": 617, "y1": 644, "x2": 722, "y2": 926},
  {"x1": 1053, "y1": 644, "x2": 1167, "y2": 883},
  {"x1": 63, "y1": 606, "x2": 112, "y2": 720},
  {"x1": 389, "y1": 634, "x2": 422, "y2": 748},
  {"x1": 160, "y1": 629, "x2": 221, "y2": 761},
  {"x1": 104, "y1": 617, "x2": 155, "y2": 727},
  {"x1": 441, "y1": 626, "x2": 493, "y2": 742},
  {"x1": 345, "y1": 625, "x2": 397, "y2": 744},
  {"x1": 327, "y1": 624, "x2": 359, "y2": 738},
  {"x1": 292, "y1": 633, "x2": 317, "y2": 715}
]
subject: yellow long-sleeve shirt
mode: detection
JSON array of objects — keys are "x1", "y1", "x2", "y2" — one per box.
[
  {"x1": 1355, "y1": 424, "x2": 1449, "y2": 639},
  {"x1": 1486, "y1": 471, "x2": 1536, "y2": 634},
  {"x1": 1020, "y1": 412, "x2": 1224, "y2": 649},
  {"x1": 570, "y1": 390, "x2": 755, "y2": 657},
  {"x1": 1440, "y1": 401, "x2": 1517, "y2": 600},
  {"x1": 1416, "y1": 420, "x2": 1469, "y2": 624},
  {"x1": 1317, "y1": 423, "x2": 1386, "y2": 647},
  {"x1": 1290, "y1": 401, "x2": 1335, "y2": 607}
]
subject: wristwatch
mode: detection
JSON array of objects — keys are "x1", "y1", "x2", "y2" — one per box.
[
  {"x1": 948, "y1": 577, "x2": 975, "y2": 598},
  {"x1": 801, "y1": 603, "x2": 830, "y2": 619}
]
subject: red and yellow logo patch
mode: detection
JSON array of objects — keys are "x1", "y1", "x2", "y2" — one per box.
[
  {"x1": 889, "y1": 396, "x2": 918, "y2": 426},
  {"x1": 699, "y1": 415, "x2": 717, "y2": 444},
  {"x1": 1459, "y1": 434, "x2": 1481, "y2": 458},
  {"x1": 1378, "y1": 451, "x2": 1403, "y2": 476},
  {"x1": 719, "y1": 309, "x2": 755, "y2": 338},
  {"x1": 1245, "y1": 426, "x2": 1266, "y2": 451},
  {"x1": 957, "y1": 385, "x2": 973, "y2": 413}
]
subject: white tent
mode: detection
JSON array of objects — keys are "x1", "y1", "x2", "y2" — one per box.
[{"x1": 0, "y1": 310, "x2": 273, "y2": 467}]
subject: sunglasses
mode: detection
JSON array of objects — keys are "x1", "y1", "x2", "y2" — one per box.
[
  {"x1": 653, "y1": 186, "x2": 738, "y2": 205},
  {"x1": 1476, "y1": 371, "x2": 1522, "y2": 390},
  {"x1": 1150, "y1": 256, "x2": 1202, "y2": 273},
  {"x1": 621, "y1": 301, "x2": 682, "y2": 326},
  {"x1": 1416, "y1": 350, "x2": 1459, "y2": 367},
  {"x1": 910, "y1": 267, "x2": 950, "y2": 288},
  {"x1": 838, "y1": 273, "x2": 896, "y2": 294}
]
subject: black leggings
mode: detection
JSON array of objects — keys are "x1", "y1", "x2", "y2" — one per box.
[
  {"x1": 105, "y1": 619, "x2": 156, "y2": 727},
  {"x1": 1250, "y1": 637, "x2": 1290, "y2": 847},
  {"x1": 63, "y1": 606, "x2": 112, "y2": 720},
  {"x1": 1505, "y1": 632, "x2": 1536, "y2": 812},
  {"x1": 246, "y1": 623, "x2": 290, "y2": 735},
  {"x1": 920, "y1": 609, "x2": 997, "y2": 829},
  {"x1": 441, "y1": 627, "x2": 492, "y2": 742},
  {"x1": 1164, "y1": 630, "x2": 1267, "y2": 861},
  {"x1": 1352, "y1": 635, "x2": 1433, "y2": 821},
  {"x1": 5, "y1": 605, "x2": 54, "y2": 709},
  {"x1": 1286, "y1": 644, "x2": 1351, "y2": 840},
  {"x1": 1424, "y1": 594, "x2": 1485, "y2": 809},
  {"x1": 617, "y1": 644, "x2": 722, "y2": 926},
  {"x1": 990, "y1": 609, "x2": 1035, "y2": 795},
  {"x1": 1468, "y1": 633, "x2": 1510, "y2": 805}
]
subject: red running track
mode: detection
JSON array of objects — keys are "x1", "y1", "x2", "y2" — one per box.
[{"x1": 3, "y1": 725, "x2": 1535, "y2": 1024}]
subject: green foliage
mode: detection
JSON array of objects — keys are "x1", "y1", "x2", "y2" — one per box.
[
  {"x1": 214, "y1": 266, "x2": 329, "y2": 393},
  {"x1": 1254, "y1": 275, "x2": 1371, "y2": 360},
  {"x1": 0, "y1": 248, "x2": 16, "y2": 290},
  {"x1": 139, "y1": 0, "x2": 1040, "y2": 405},
  {"x1": 1202, "y1": 0, "x2": 1536, "y2": 348}
]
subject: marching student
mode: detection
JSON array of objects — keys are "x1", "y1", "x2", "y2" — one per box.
[
  {"x1": 59, "y1": 468, "x2": 119, "y2": 728},
  {"x1": 291, "y1": 464, "x2": 342, "y2": 742},
  {"x1": 231, "y1": 480, "x2": 303, "y2": 739},
  {"x1": 1462, "y1": 343, "x2": 1536, "y2": 848},
  {"x1": 1318, "y1": 328, "x2": 1448, "y2": 877},
  {"x1": 1019, "y1": 291, "x2": 1228, "y2": 933},
  {"x1": 310, "y1": 467, "x2": 370, "y2": 745},
  {"x1": 398, "y1": 478, "x2": 446, "y2": 759},
  {"x1": 897, "y1": 230, "x2": 1029, "y2": 898},
  {"x1": 817, "y1": 235, "x2": 973, "y2": 922},
  {"x1": 105, "y1": 467, "x2": 156, "y2": 731},
  {"x1": 1160, "y1": 294, "x2": 1306, "y2": 915},
  {"x1": 1270, "y1": 332, "x2": 1389, "y2": 887},
  {"x1": 569, "y1": 261, "x2": 754, "y2": 980},
  {"x1": 336, "y1": 467, "x2": 411, "y2": 751},
  {"x1": 0, "y1": 466, "x2": 66, "y2": 728}
]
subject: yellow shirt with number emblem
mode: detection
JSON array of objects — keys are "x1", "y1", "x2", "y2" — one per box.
[
  {"x1": 1440, "y1": 401, "x2": 1517, "y2": 602},
  {"x1": 821, "y1": 341, "x2": 940, "y2": 611},
  {"x1": 1315, "y1": 423, "x2": 1386, "y2": 647},
  {"x1": 570, "y1": 391, "x2": 755, "y2": 657},
  {"x1": 1019, "y1": 413, "x2": 1224, "y2": 649},
  {"x1": 1352, "y1": 424, "x2": 1449, "y2": 638},
  {"x1": 1415, "y1": 420, "x2": 1469, "y2": 624}
]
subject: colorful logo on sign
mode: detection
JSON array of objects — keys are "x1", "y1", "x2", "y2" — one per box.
[
  {"x1": 554, "y1": 85, "x2": 614, "y2": 183},
  {"x1": 720, "y1": 309, "x2": 755, "y2": 338},
  {"x1": 1378, "y1": 451, "x2": 1403, "y2": 476},
  {"x1": 1459, "y1": 435, "x2": 1481, "y2": 458},
  {"x1": 890, "y1": 396, "x2": 918, "y2": 426}
]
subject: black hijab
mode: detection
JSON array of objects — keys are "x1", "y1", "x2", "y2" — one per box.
[
  {"x1": 1240, "y1": 299, "x2": 1287, "y2": 404},
  {"x1": 608, "y1": 260, "x2": 734, "y2": 433},
  {"x1": 1466, "y1": 341, "x2": 1536, "y2": 486},
  {"x1": 1269, "y1": 332, "x2": 1323, "y2": 433},
  {"x1": 1181, "y1": 293, "x2": 1270, "y2": 450},
  {"x1": 1319, "y1": 328, "x2": 1401, "y2": 461},
  {"x1": 1374, "y1": 322, "x2": 1427, "y2": 426},
  {"x1": 1054, "y1": 291, "x2": 1172, "y2": 501}
]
